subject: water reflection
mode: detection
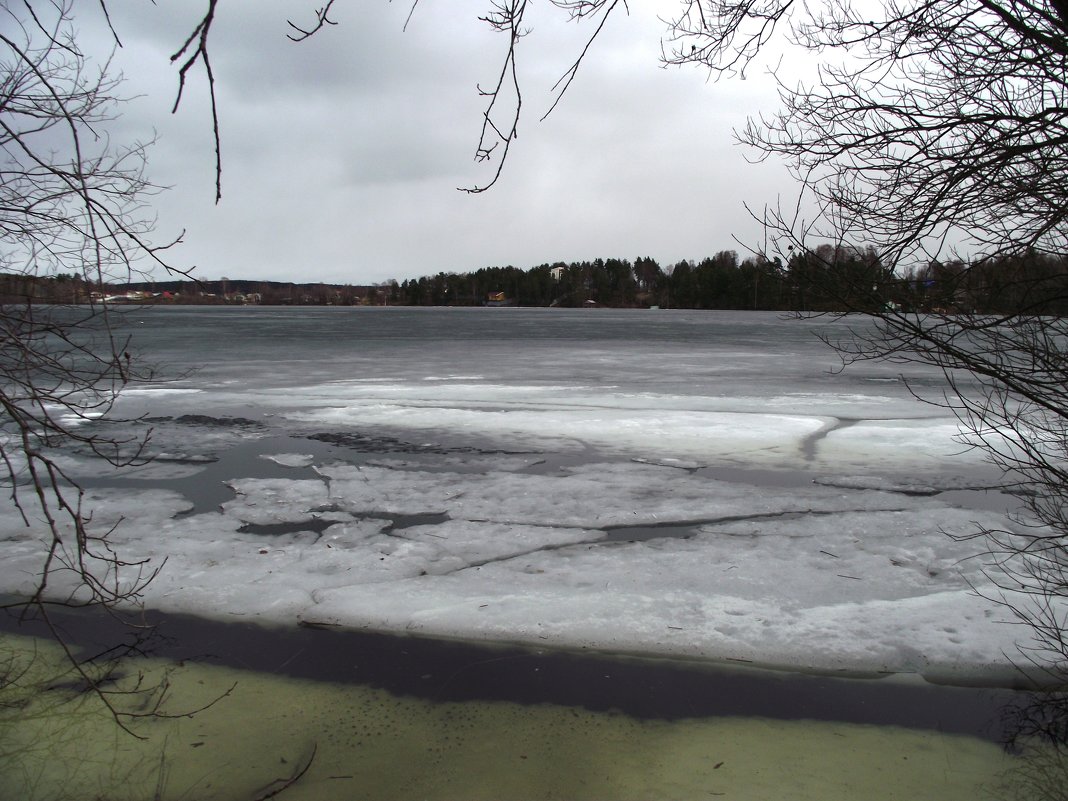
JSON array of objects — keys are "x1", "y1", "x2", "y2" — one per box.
[
  {"x1": 0, "y1": 637, "x2": 1016, "y2": 800},
  {"x1": 0, "y1": 606, "x2": 1031, "y2": 733},
  {"x1": 0, "y1": 608, "x2": 1064, "y2": 801}
]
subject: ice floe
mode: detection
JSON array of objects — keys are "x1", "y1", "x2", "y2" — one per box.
[
  {"x1": 0, "y1": 309, "x2": 1053, "y2": 687},
  {"x1": 0, "y1": 447, "x2": 1039, "y2": 684}
]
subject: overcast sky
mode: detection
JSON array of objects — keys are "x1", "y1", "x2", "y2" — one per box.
[{"x1": 87, "y1": 1, "x2": 796, "y2": 286}]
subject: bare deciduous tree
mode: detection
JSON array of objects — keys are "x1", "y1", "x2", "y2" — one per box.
[
  {"x1": 656, "y1": 0, "x2": 1068, "y2": 685},
  {"x1": 664, "y1": 0, "x2": 1068, "y2": 265},
  {"x1": 6, "y1": 0, "x2": 1064, "y2": 741},
  {"x1": 317, "y1": 0, "x2": 1067, "y2": 689},
  {"x1": 1, "y1": 0, "x2": 189, "y2": 732}
]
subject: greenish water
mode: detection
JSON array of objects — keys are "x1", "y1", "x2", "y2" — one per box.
[{"x1": 1, "y1": 632, "x2": 1060, "y2": 801}]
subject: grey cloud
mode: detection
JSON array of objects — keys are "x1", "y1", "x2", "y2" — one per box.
[{"x1": 69, "y1": 2, "x2": 795, "y2": 285}]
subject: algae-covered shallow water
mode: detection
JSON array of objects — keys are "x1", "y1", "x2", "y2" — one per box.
[{"x1": 0, "y1": 608, "x2": 1061, "y2": 801}]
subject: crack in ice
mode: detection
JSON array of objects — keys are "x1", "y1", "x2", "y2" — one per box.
[{"x1": 433, "y1": 505, "x2": 914, "y2": 574}]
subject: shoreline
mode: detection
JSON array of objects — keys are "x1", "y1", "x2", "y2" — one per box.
[{"x1": 0, "y1": 600, "x2": 1036, "y2": 743}]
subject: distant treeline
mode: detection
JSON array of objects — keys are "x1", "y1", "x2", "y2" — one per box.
[
  {"x1": 0, "y1": 275, "x2": 395, "y2": 306},
  {"x1": 4, "y1": 247, "x2": 1068, "y2": 314},
  {"x1": 398, "y1": 249, "x2": 1068, "y2": 314}
]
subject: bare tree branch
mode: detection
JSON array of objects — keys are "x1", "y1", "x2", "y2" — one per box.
[
  {"x1": 1, "y1": 0, "x2": 196, "y2": 734},
  {"x1": 287, "y1": 0, "x2": 339, "y2": 42},
  {"x1": 169, "y1": 0, "x2": 222, "y2": 202}
]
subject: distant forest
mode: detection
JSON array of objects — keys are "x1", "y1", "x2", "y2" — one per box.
[{"x1": 5, "y1": 246, "x2": 1068, "y2": 314}]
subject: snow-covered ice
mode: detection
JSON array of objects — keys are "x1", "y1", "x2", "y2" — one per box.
[{"x1": 0, "y1": 308, "x2": 1052, "y2": 686}]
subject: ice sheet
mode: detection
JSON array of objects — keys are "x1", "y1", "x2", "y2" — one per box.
[
  {"x1": 0, "y1": 453, "x2": 1040, "y2": 684},
  {"x1": 0, "y1": 309, "x2": 1049, "y2": 686}
]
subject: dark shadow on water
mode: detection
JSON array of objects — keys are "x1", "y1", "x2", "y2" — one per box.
[{"x1": 0, "y1": 604, "x2": 1038, "y2": 745}]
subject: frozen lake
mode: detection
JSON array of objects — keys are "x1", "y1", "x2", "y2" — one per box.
[
  {"x1": 0, "y1": 306, "x2": 1031, "y2": 680},
  {"x1": 3, "y1": 305, "x2": 1061, "y2": 799}
]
